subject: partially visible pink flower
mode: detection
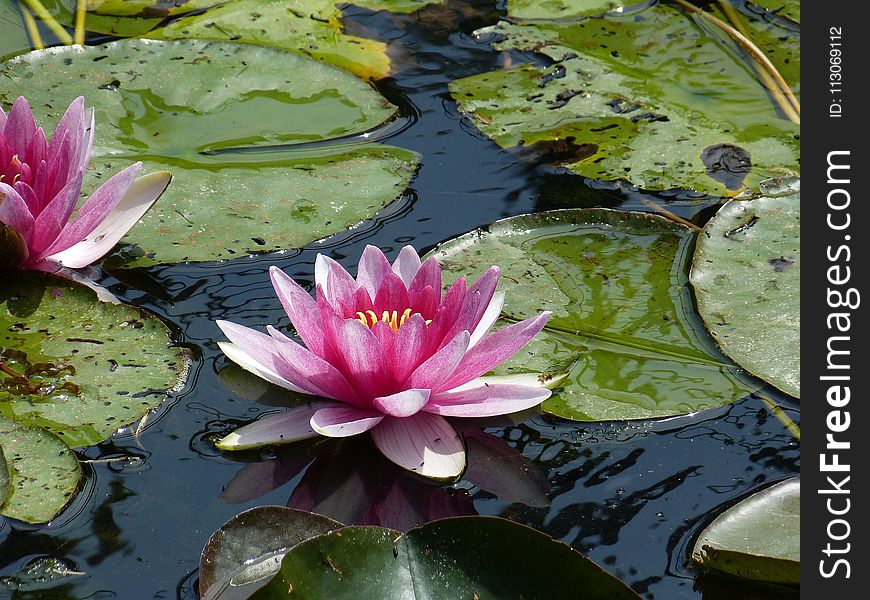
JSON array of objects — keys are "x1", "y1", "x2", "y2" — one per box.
[
  {"x1": 0, "y1": 96, "x2": 169, "y2": 271},
  {"x1": 216, "y1": 245, "x2": 561, "y2": 480}
]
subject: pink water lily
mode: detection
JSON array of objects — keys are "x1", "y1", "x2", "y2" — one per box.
[
  {"x1": 0, "y1": 96, "x2": 170, "y2": 271},
  {"x1": 216, "y1": 245, "x2": 560, "y2": 480}
]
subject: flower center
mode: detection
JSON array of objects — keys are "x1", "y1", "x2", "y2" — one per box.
[
  {"x1": 355, "y1": 308, "x2": 430, "y2": 333},
  {"x1": 0, "y1": 155, "x2": 25, "y2": 184}
]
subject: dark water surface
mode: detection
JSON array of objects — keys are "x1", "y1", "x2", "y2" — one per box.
[{"x1": 0, "y1": 2, "x2": 799, "y2": 598}]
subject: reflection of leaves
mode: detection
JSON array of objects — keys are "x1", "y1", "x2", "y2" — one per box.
[{"x1": 86, "y1": 479, "x2": 134, "y2": 566}]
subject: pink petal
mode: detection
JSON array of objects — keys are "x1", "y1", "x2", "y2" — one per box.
[
  {"x1": 371, "y1": 413, "x2": 465, "y2": 480},
  {"x1": 0, "y1": 183, "x2": 35, "y2": 243},
  {"x1": 44, "y1": 169, "x2": 168, "y2": 268},
  {"x1": 411, "y1": 284, "x2": 437, "y2": 320},
  {"x1": 448, "y1": 372, "x2": 568, "y2": 393},
  {"x1": 0, "y1": 104, "x2": 6, "y2": 131},
  {"x1": 23, "y1": 127, "x2": 47, "y2": 173},
  {"x1": 269, "y1": 266, "x2": 326, "y2": 357},
  {"x1": 438, "y1": 312, "x2": 551, "y2": 391},
  {"x1": 466, "y1": 266, "x2": 500, "y2": 331},
  {"x1": 409, "y1": 257, "x2": 442, "y2": 303},
  {"x1": 385, "y1": 313, "x2": 428, "y2": 383},
  {"x1": 38, "y1": 129, "x2": 73, "y2": 205},
  {"x1": 372, "y1": 271, "x2": 411, "y2": 314},
  {"x1": 314, "y1": 254, "x2": 358, "y2": 312},
  {"x1": 469, "y1": 291, "x2": 504, "y2": 348},
  {"x1": 216, "y1": 321, "x2": 309, "y2": 394},
  {"x1": 215, "y1": 402, "x2": 334, "y2": 449},
  {"x1": 330, "y1": 318, "x2": 388, "y2": 399},
  {"x1": 391, "y1": 245, "x2": 422, "y2": 288},
  {"x1": 356, "y1": 245, "x2": 393, "y2": 299},
  {"x1": 424, "y1": 277, "x2": 466, "y2": 353},
  {"x1": 46, "y1": 97, "x2": 84, "y2": 169},
  {"x1": 426, "y1": 383, "x2": 550, "y2": 417},
  {"x1": 6, "y1": 97, "x2": 36, "y2": 153},
  {"x1": 310, "y1": 406, "x2": 384, "y2": 437},
  {"x1": 407, "y1": 330, "x2": 470, "y2": 390},
  {"x1": 267, "y1": 325, "x2": 363, "y2": 405},
  {"x1": 27, "y1": 171, "x2": 84, "y2": 257},
  {"x1": 373, "y1": 388, "x2": 431, "y2": 418}
]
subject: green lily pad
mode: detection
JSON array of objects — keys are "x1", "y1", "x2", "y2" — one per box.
[
  {"x1": 152, "y1": 0, "x2": 392, "y2": 80},
  {"x1": 449, "y1": 3, "x2": 799, "y2": 196},
  {"x1": 692, "y1": 477, "x2": 800, "y2": 585},
  {"x1": 748, "y1": 0, "x2": 799, "y2": 24},
  {"x1": 690, "y1": 190, "x2": 799, "y2": 398},
  {"x1": 0, "y1": 415, "x2": 81, "y2": 524},
  {"x1": 507, "y1": 0, "x2": 626, "y2": 19},
  {"x1": 0, "y1": 271, "x2": 190, "y2": 448},
  {"x1": 200, "y1": 506, "x2": 343, "y2": 600},
  {"x1": 350, "y1": 0, "x2": 443, "y2": 13},
  {"x1": 0, "y1": 39, "x2": 419, "y2": 267},
  {"x1": 252, "y1": 516, "x2": 642, "y2": 599},
  {"x1": 0, "y1": 0, "x2": 32, "y2": 61},
  {"x1": 430, "y1": 209, "x2": 757, "y2": 421}
]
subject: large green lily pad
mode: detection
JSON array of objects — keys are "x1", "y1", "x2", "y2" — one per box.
[
  {"x1": 0, "y1": 39, "x2": 419, "y2": 267},
  {"x1": 449, "y1": 3, "x2": 799, "y2": 196},
  {"x1": 690, "y1": 190, "x2": 799, "y2": 398},
  {"x1": 252, "y1": 516, "x2": 641, "y2": 599},
  {"x1": 748, "y1": 0, "x2": 799, "y2": 24},
  {"x1": 0, "y1": 271, "x2": 189, "y2": 448},
  {"x1": 152, "y1": 0, "x2": 392, "y2": 81},
  {"x1": 34, "y1": 1, "x2": 222, "y2": 38},
  {"x1": 200, "y1": 506, "x2": 343, "y2": 600},
  {"x1": 430, "y1": 209, "x2": 757, "y2": 421},
  {"x1": 693, "y1": 477, "x2": 800, "y2": 585},
  {"x1": 0, "y1": 415, "x2": 81, "y2": 524}
]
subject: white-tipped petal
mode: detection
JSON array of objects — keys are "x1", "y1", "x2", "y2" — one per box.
[
  {"x1": 371, "y1": 413, "x2": 465, "y2": 481},
  {"x1": 216, "y1": 403, "x2": 333, "y2": 450}
]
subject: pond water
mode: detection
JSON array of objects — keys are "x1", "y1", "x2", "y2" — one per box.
[{"x1": 0, "y1": 1, "x2": 799, "y2": 598}]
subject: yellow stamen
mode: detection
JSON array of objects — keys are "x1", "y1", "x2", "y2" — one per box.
[
  {"x1": 355, "y1": 308, "x2": 429, "y2": 332},
  {"x1": 12, "y1": 174, "x2": 21, "y2": 184}
]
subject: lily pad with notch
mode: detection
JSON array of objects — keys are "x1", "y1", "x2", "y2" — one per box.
[
  {"x1": 0, "y1": 39, "x2": 419, "y2": 267},
  {"x1": 429, "y1": 208, "x2": 758, "y2": 421},
  {"x1": 1, "y1": 270, "x2": 190, "y2": 448}
]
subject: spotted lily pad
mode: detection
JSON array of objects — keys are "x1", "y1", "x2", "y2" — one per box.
[
  {"x1": 0, "y1": 39, "x2": 419, "y2": 267},
  {"x1": 34, "y1": 1, "x2": 222, "y2": 38},
  {"x1": 690, "y1": 189, "x2": 799, "y2": 398},
  {"x1": 449, "y1": 3, "x2": 799, "y2": 196},
  {"x1": 507, "y1": 0, "x2": 626, "y2": 19},
  {"x1": 200, "y1": 506, "x2": 342, "y2": 600},
  {"x1": 152, "y1": 0, "x2": 392, "y2": 81},
  {"x1": 430, "y1": 209, "x2": 757, "y2": 421},
  {"x1": 747, "y1": 0, "x2": 799, "y2": 24},
  {"x1": 0, "y1": 415, "x2": 81, "y2": 524},
  {"x1": 0, "y1": 444, "x2": 9, "y2": 507},
  {"x1": 693, "y1": 477, "x2": 800, "y2": 585},
  {"x1": 1, "y1": 271, "x2": 189, "y2": 448},
  {"x1": 0, "y1": 0, "x2": 31, "y2": 61},
  {"x1": 251, "y1": 516, "x2": 641, "y2": 599}
]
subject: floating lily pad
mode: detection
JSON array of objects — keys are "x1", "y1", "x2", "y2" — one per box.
[
  {"x1": 748, "y1": 0, "x2": 799, "y2": 24},
  {"x1": 690, "y1": 190, "x2": 799, "y2": 398},
  {"x1": 449, "y1": 3, "x2": 799, "y2": 196},
  {"x1": 351, "y1": 0, "x2": 444, "y2": 13},
  {"x1": 200, "y1": 506, "x2": 342, "y2": 600},
  {"x1": 0, "y1": 271, "x2": 189, "y2": 448},
  {"x1": 34, "y1": 1, "x2": 222, "y2": 38},
  {"x1": 430, "y1": 209, "x2": 757, "y2": 421},
  {"x1": 252, "y1": 516, "x2": 641, "y2": 599},
  {"x1": 693, "y1": 477, "x2": 800, "y2": 585},
  {"x1": 0, "y1": 39, "x2": 419, "y2": 267},
  {"x1": 152, "y1": 0, "x2": 392, "y2": 80},
  {"x1": 507, "y1": 0, "x2": 626, "y2": 19},
  {"x1": 0, "y1": 444, "x2": 9, "y2": 507},
  {"x1": 0, "y1": 415, "x2": 81, "y2": 524}
]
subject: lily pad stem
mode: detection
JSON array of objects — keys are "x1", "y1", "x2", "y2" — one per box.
[
  {"x1": 20, "y1": 0, "x2": 73, "y2": 45},
  {"x1": 668, "y1": 0, "x2": 800, "y2": 124},
  {"x1": 74, "y1": 0, "x2": 86, "y2": 45},
  {"x1": 759, "y1": 394, "x2": 800, "y2": 440},
  {"x1": 0, "y1": 361, "x2": 38, "y2": 393},
  {"x1": 19, "y1": 3, "x2": 44, "y2": 50},
  {"x1": 641, "y1": 199, "x2": 701, "y2": 231}
]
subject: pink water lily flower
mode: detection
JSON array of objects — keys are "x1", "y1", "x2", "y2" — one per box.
[
  {"x1": 216, "y1": 245, "x2": 559, "y2": 480},
  {"x1": 0, "y1": 96, "x2": 170, "y2": 271}
]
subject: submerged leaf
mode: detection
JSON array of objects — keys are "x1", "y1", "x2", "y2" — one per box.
[
  {"x1": 0, "y1": 271, "x2": 189, "y2": 447},
  {"x1": 430, "y1": 209, "x2": 758, "y2": 421},
  {"x1": 693, "y1": 477, "x2": 800, "y2": 585},
  {"x1": 690, "y1": 189, "x2": 799, "y2": 398},
  {"x1": 200, "y1": 506, "x2": 342, "y2": 600},
  {"x1": 0, "y1": 415, "x2": 81, "y2": 524}
]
